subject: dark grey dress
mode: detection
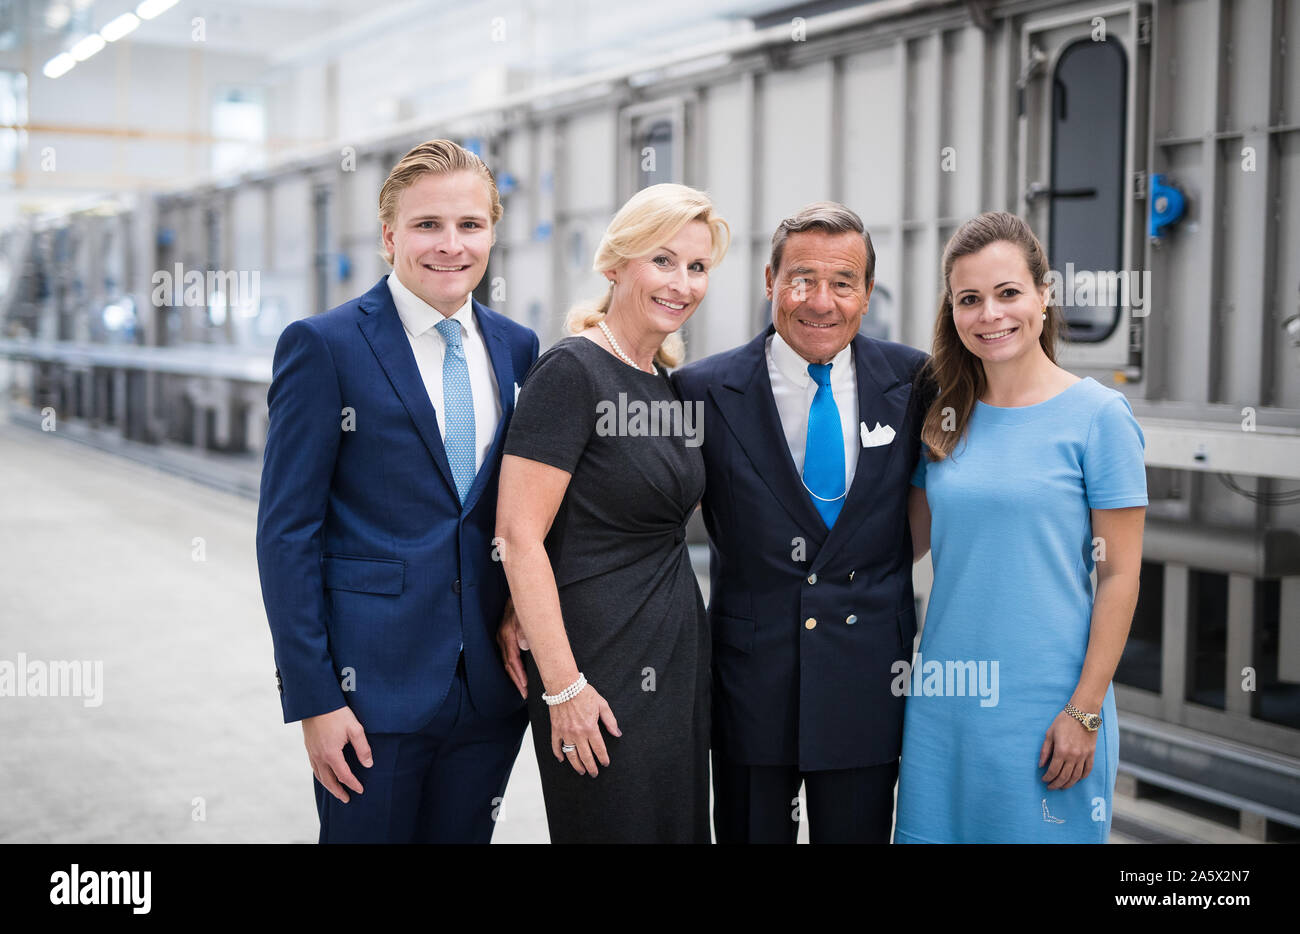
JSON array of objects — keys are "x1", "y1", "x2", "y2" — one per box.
[{"x1": 503, "y1": 335, "x2": 710, "y2": 843}]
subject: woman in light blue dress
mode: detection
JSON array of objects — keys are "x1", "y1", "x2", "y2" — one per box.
[{"x1": 893, "y1": 212, "x2": 1147, "y2": 843}]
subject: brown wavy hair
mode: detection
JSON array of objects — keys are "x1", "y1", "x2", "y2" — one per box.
[{"x1": 919, "y1": 211, "x2": 1061, "y2": 461}]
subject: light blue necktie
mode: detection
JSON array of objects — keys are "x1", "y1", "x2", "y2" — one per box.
[
  {"x1": 803, "y1": 361, "x2": 845, "y2": 528},
  {"x1": 434, "y1": 318, "x2": 476, "y2": 504}
]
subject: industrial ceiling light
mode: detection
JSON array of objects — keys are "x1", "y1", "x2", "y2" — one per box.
[
  {"x1": 102, "y1": 12, "x2": 141, "y2": 42},
  {"x1": 42, "y1": 52, "x2": 77, "y2": 79},
  {"x1": 136, "y1": 0, "x2": 179, "y2": 21},
  {"x1": 70, "y1": 33, "x2": 107, "y2": 61}
]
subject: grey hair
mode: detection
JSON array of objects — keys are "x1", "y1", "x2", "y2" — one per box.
[{"x1": 769, "y1": 201, "x2": 875, "y2": 283}]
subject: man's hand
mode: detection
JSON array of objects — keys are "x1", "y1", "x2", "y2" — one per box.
[
  {"x1": 497, "y1": 597, "x2": 529, "y2": 698},
  {"x1": 301, "y1": 705, "x2": 372, "y2": 804}
]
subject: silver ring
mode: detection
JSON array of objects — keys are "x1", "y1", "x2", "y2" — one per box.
[{"x1": 561, "y1": 743, "x2": 577, "y2": 754}]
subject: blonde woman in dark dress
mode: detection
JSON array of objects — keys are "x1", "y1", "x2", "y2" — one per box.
[{"x1": 495, "y1": 183, "x2": 730, "y2": 843}]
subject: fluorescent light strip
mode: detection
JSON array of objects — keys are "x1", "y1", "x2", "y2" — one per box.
[
  {"x1": 136, "y1": 0, "x2": 178, "y2": 20},
  {"x1": 43, "y1": 52, "x2": 77, "y2": 79},
  {"x1": 44, "y1": 0, "x2": 175, "y2": 78},
  {"x1": 102, "y1": 12, "x2": 141, "y2": 42},
  {"x1": 70, "y1": 33, "x2": 106, "y2": 61}
]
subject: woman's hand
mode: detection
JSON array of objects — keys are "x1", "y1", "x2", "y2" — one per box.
[
  {"x1": 550, "y1": 684, "x2": 621, "y2": 777},
  {"x1": 1038, "y1": 710, "x2": 1097, "y2": 790}
]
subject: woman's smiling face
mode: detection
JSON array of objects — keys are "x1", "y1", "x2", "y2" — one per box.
[
  {"x1": 949, "y1": 239, "x2": 1051, "y2": 365},
  {"x1": 606, "y1": 219, "x2": 714, "y2": 335}
]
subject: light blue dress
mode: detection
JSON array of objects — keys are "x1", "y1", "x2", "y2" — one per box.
[{"x1": 893, "y1": 377, "x2": 1147, "y2": 844}]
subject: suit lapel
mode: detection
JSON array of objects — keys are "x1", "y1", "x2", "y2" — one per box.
[
  {"x1": 460, "y1": 300, "x2": 517, "y2": 514},
  {"x1": 709, "y1": 327, "x2": 829, "y2": 545},
  {"x1": 356, "y1": 278, "x2": 458, "y2": 501},
  {"x1": 810, "y1": 334, "x2": 913, "y2": 573}
]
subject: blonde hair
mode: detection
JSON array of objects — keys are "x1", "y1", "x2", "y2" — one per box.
[
  {"x1": 378, "y1": 139, "x2": 503, "y2": 265},
  {"x1": 565, "y1": 183, "x2": 730, "y2": 368}
]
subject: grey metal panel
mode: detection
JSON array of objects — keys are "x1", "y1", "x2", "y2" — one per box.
[
  {"x1": 1274, "y1": 133, "x2": 1300, "y2": 410},
  {"x1": 230, "y1": 186, "x2": 266, "y2": 286},
  {"x1": 1161, "y1": 563, "x2": 1190, "y2": 721},
  {"x1": 903, "y1": 227, "x2": 932, "y2": 349},
  {"x1": 340, "y1": 157, "x2": 387, "y2": 291},
  {"x1": 988, "y1": 12, "x2": 1017, "y2": 212},
  {"x1": 554, "y1": 112, "x2": 614, "y2": 344},
  {"x1": 869, "y1": 228, "x2": 904, "y2": 342},
  {"x1": 267, "y1": 175, "x2": 312, "y2": 326},
  {"x1": 501, "y1": 127, "x2": 536, "y2": 248},
  {"x1": 501, "y1": 242, "x2": 554, "y2": 343},
  {"x1": 905, "y1": 33, "x2": 941, "y2": 224},
  {"x1": 536, "y1": 120, "x2": 561, "y2": 344},
  {"x1": 696, "y1": 77, "x2": 755, "y2": 359},
  {"x1": 1154, "y1": 140, "x2": 1215, "y2": 403},
  {"x1": 1225, "y1": 573, "x2": 1253, "y2": 717},
  {"x1": 1218, "y1": 131, "x2": 1275, "y2": 409},
  {"x1": 1224, "y1": 0, "x2": 1275, "y2": 130},
  {"x1": 758, "y1": 60, "x2": 834, "y2": 234},
  {"x1": 944, "y1": 25, "x2": 988, "y2": 222},
  {"x1": 1282, "y1": 577, "x2": 1300, "y2": 682},
  {"x1": 1286, "y1": 0, "x2": 1300, "y2": 126},
  {"x1": 558, "y1": 110, "x2": 616, "y2": 216},
  {"x1": 841, "y1": 44, "x2": 903, "y2": 228},
  {"x1": 1160, "y1": 0, "x2": 1220, "y2": 139}
]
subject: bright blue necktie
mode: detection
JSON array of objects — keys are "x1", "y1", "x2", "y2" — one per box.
[
  {"x1": 803, "y1": 361, "x2": 845, "y2": 528},
  {"x1": 435, "y1": 318, "x2": 476, "y2": 504}
]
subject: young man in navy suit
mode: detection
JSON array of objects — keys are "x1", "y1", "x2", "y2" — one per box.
[
  {"x1": 672, "y1": 202, "x2": 931, "y2": 843},
  {"x1": 256, "y1": 140, "x2": 539, "y2": 843}
]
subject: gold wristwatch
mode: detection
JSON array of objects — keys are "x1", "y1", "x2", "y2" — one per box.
[{"x1": 1064, "y1": 702, "x2": 1102, "y2": 732}]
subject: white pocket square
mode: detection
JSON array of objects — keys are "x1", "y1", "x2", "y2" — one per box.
[
  {"x1": 860, "y1": 421, "x2": 896, "y2": 447},
  {"x1": 514, "y1": 381, "x2": 522, "y2": 404}
]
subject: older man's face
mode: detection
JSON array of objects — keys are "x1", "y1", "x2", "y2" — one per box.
[{"x1": 767, "y1": 230, "x2": 873, "y2": 365}]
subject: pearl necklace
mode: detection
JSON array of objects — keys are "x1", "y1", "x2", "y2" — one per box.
[{"x1": 598, "y1": 319, "x2": 652, "y2": 373}]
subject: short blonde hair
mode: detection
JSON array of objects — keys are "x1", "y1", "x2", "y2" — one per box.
[
  {"x1": 566, "y1": 183, "x2": 730, "y2": 368},
  {"x1": 378, "y1": 139, "x2": 503, "y2": 265}
]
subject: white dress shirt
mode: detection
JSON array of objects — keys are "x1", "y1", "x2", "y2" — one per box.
[
  {"x1": 766, "y1": 330, "x2": 860, "y2": 493},
  {"x1": 387, "y1": 272, "x2": 502, "y2": 472}
]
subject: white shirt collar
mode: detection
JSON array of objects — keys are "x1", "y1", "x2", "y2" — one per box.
[
  {"x1": 770, "y1": 328, "x2": 854, "y2": 386},
  {"x1": 387, "y1": 271, "x2": 474, "y2": 339}
]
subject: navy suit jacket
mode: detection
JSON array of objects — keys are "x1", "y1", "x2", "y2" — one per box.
[
  {"x1": 672, "y1": 326, "x2": 929, "y2": 771},
  {"x1": 256, "y1": 276, "x2": 539, "y2": 732}
]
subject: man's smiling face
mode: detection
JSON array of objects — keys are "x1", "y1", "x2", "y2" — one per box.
[
  {"x1": 767, "y1": 229, "x2": 873, "y2": 365},
  {"x1": 381, "y1": 170, "x2": 494, "y2": 316}
]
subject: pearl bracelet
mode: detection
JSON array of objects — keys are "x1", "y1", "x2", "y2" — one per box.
[{"x1": 542, "y1": 673, "x2": 587, "y2": 706}]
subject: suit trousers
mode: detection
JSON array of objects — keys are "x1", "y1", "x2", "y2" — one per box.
[
  {"x1": 712, "y1": 747, "x2": 899, "y2": 844},
  {"x1": 313, "y1": 655, "x2": 527, "y2": 843}
]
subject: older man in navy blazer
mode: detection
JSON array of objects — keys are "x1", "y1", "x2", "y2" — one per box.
[
  {"x1": 256, "y1": 140, "x2": 538, "y2": 843},
  {"x1": 672, "y1": 202, "x2": 930, "y2": 844}
]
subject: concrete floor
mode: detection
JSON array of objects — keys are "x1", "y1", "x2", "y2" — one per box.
[{"x1": 0, "y1": 425, "x2": 549, "y2": 843}]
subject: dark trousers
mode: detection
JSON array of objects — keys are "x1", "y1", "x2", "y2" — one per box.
[
  {"x1": 313, "y1": 656, "x2": 527, "y2": 844},
  {"x1": 712, "y1": 748, "x2": 899, "y2": 844}
]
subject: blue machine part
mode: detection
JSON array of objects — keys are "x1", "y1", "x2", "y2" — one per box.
[{"x1": 1149, "y1": 174, "x2": 1186, "y2": 240}]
